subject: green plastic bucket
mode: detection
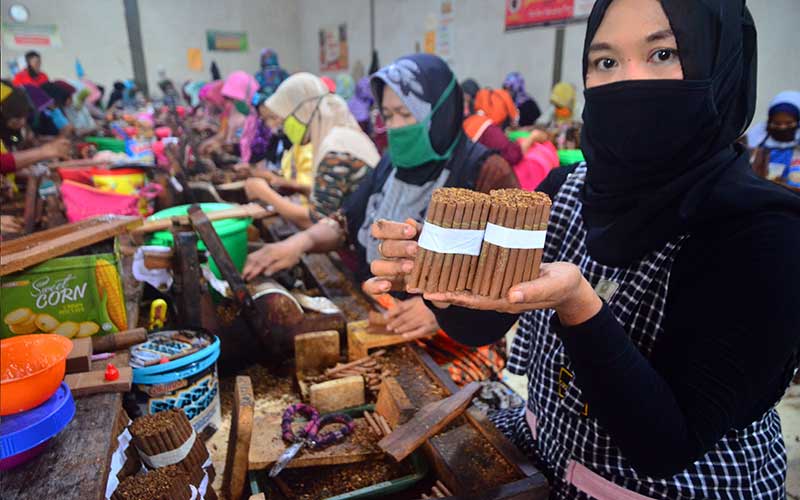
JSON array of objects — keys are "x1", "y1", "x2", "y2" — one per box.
[
  {"x1": 146, "y1": 203, "x2": 251, "y2": 279},
  {"x1": 85, "y1": 136, "x2": 127, "y2": 153},
  {"x1": 506, "y1": 130, "x2": 532, "y2": 142},
  {"x1": 558, "y1": 148, "x2": 585, "y2": 166}
]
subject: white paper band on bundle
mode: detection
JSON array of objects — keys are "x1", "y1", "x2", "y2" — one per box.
[
  {"x1": 137, "y1": 429, "x2": 197, "y2": 469},
  {"x1": 106, "y1": 424, "x2": 133, "y2": 499},
  {"x1": 417, "y1": 222, "x2": 485, "y2": 256},
  {"x1": 484, "y1": 223, "x2": 547, "y2": 249}
]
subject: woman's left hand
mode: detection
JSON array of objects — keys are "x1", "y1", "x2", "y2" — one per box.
[
  {"x1": 384, "y1": 296, "x2": 440, "y2": 340},
  {"x1": 424, "y1": 262, "x2": 602, "y2": 326}
]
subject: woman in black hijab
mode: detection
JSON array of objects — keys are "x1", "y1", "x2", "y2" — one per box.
[{"x1": 365, "y1": 0, "x2": 800, "y2": 498}]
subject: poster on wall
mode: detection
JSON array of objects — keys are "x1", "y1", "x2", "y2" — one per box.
[
  {"x1": 2, "y1": 23, "x2": 62, "y2": 49},
  {"x1": 206, "y1": 30, "x2": 248, "y2": 52},
  {"x1": 319, "y1": 24, "x2": 348, "y2": 72},
  {"x1": 436, "y1": 0, "x2": 455, "y2": 65},
  {"x1": 504, "y1": 0, "x2": 596, "y2": 30},
  {"x1": 187, "y1": 48, "x2": 204, "y2": 71}
]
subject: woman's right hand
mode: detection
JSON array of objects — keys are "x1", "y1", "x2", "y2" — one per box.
[
  {"x1": 362, "y1": 218, "x2": 420, "y2": 296},
  {"x1": 242, "y1": 236, "x2": 308, "y2": 280}
]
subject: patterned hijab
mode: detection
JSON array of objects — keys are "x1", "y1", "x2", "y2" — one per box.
[
  {"x1": 348, "y1": 77, "x2": 373, "y2": 123},
  {"x1": 255, "y1": 49, "x2": 289, "y2": 98},
  {"x1": 503, "y1": 72, "x2": 531, "y2": 108}
]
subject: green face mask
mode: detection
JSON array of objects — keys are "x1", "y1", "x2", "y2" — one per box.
[
  {"x1": 282, "y1": 95, "x2": 325, "y2": 145},
  {"x1": 233, "y1": 100, "x2": 250, "y2": 116},
  {"x1": 387, "y1": 78, "x2": 460, "y2": 169}
]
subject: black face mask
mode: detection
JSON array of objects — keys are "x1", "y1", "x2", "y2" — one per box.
[
  {"x1": 768, "y1": 126, "x2": 798, "y2": 144},
  {"x1": 582, "y1": 79, "x2": 721, "y2": 193}
]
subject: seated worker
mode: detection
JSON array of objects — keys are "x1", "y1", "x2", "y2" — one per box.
[
  {"x1": 243, "y1": 54, "x2": 519, "y2": 382},
  {"x1": 538, "y1": 81, "x2": 577, "y2": 127},
  {"x1": 464, "y1": 87, "x2": 546, "y2": 169},
  {"x1": 244, "y1": 73, "x2": 380, "y2": 229},
  {"x1": 1, "y1": 82, "x2": 70, "y2": 173},
  {"x1": 12, "y1": 51, "x2": 49, "y2": 88},
  {"x1": 198, "y1": 71, "x2": 259, "y2": 159},
  {"x1": 748, "y1": 90, "x2": 800, "y2": 187},
  {"x1": 63, "y1": 87, "x2": 98, "y2": 137},
  {"x1": 503, "y1": 72, "x2": 541, "y2": 126}
]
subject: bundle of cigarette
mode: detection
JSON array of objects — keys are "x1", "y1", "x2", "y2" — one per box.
[
  {"x1": 308, "y1": 349, "x2": 391, "y2": 395},
  {"x1": 128, "y1": 409, "x2": 213, "y2": 495},
  {"x1": 408, "y1": 188, "x2": 491, "y2": 293},
  {"x1": 472, "y1": 189, "x2": 551, "y2": 299},
  {"x1": 363, "y1": 410, "x2": 393, "y2": 437},
  {"x1": 409, "y1": 188, "x2": 551, "y2": 297},
  {"x1": 421, "y1": 480, "x2": 455, "y2": 498},
  {"x1": 111, "y1": 465, "x2": 191, "y2": 500}
]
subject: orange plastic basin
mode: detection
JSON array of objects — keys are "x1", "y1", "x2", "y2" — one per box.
[{"x1": 0, "y1": 335, "x2": 73, "y2": 416}]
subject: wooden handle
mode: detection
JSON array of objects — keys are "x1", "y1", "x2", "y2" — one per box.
[
  {"x1": 131, "y1": 203, "x2": 269, "y2": 236},
  {"x1": 91, "y1": 327, "x2": 148, "y2": 353}
]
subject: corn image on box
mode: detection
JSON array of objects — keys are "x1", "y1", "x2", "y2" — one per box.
[{"x1": 1, "y1": 253, "x2": 127, "y2": 339}]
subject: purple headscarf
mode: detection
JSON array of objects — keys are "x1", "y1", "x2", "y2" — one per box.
[
  {"x1": 502, "y1": 72, "x2": 531, "y2": 108},
  {"x1": 23, "y1": 84, "x2": 54, "y2": 112},
  {"x1": 348, "y1": 77, "x2": 373, "y2": 123}
]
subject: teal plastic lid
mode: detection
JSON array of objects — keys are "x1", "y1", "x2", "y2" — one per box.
[{"x1": 146, "y1": 203, "x2": 251, "y2": 249}]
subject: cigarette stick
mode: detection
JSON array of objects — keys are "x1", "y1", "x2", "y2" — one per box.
[
  {"x1": 325, "y1": 350, "x2": 385, "y2": 376},
  {"x1": 490, "y1": 202, "x2": 520, "y2": 299},
  {"x1": 376, "y1": 413, "x2": 392, "y2": 436},
  {"x1": 511, "y1": 202, "x2": 536, "y2": 289},
  {"x1": 466, "y1": 198, "x2": 491, "y2": 290},
  {"x1": 273, "y1": 476, "x2": 293, "y2": 497},
  {"x1": 407, "y1": 198, "x2": 439, "y2": 290},
  {"x1": 363, "y1": 411, "x2": 383, "y2": 435},
  {"x1": 472, "y1": 198, "x2": 501, "y2": 294},
  {"x1": 479, "y1": 199, "x2": 507, "y2": 296},
  {"x1": 522, "y1": 200, "x2": 543, "y2": 283},
  {"x1": 447, "y1": 198, "x2": 473, "y2": 291},
  {"x1": 501, "y1": 202, "x2": 528, "y2": 297},
  {"x1": 439, "y1": 200, "x2": 466, "y2": 292},
  {"x1": 530, "y1": 198, "x2": 551, "y2": 281},
  {"x1": 436, "y1": 480, "x2": 453, "y2": 496},
  {"x1": 426, "y1": 198, "x2": 457, "y2": 293},
  {"x1": 417, "y1": 198, "x2": 446, "y2": 291}
]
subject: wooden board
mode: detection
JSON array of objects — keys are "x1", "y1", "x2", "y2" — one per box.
[
  {"x1": 295, "y1": 330, "x2": 340, "y2": 376},
  {"x1": 0, "y1": 392, "x2": 124, "y2": 500},
  {"x1": 375, "y1": 377, "x2": 415, "y2": 427},
  {"x1": 64, "y1": 367, "x2": 132, "y2": 397},
  {"x1": 0, "y1": 215, "x2": 142, "y2": 276},
  {"x1": 130, "y1": 203, "x2": 269, "y2": 237},
  {"x1": 378, "y1": 382, "x2": 480, "y2": 462},
  {"x1": 248, "y1": 413, "x2": 383, "y2": 471},
  {"x1": 309, "y1": 376, "x2": 365, "y2": 413},
  {"x1": 347, "y1": 320, "x2": 431, "y2": 361},
  {"x1": 66, "y1": 337, "x2": 93, "y2": 374},
  {"x1": 223, "y1": 376, "x2": 255, "y2": 500}
]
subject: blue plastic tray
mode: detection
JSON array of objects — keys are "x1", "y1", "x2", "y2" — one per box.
[{"x1": 0, "y1": 382, "x2": 75, "y2": 459}]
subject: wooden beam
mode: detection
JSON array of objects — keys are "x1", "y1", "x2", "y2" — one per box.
[
  {"x1": 222, "y1": 376, "x2": 254, "y2": 500},
  {"x1": 0, "y1": 216, "x2": 142, "y2": 276}
]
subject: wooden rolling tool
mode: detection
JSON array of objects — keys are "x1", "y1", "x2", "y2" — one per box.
[{"x1": 91, "y1": 327, "x2": 148, "y2": 353}]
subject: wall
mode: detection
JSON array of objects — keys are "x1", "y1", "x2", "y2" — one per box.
[
  {"x1": 296, "y1": 0, "x2": 800, "y2": 126},
  {"x1": 138, "y1": 0, "x2": 301, "y2": 96},
  {"x1": 0, "y1": 0, "x2": 133, "y2": 94}
]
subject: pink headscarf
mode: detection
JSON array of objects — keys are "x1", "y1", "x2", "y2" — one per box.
[
  {"x1": 221, "y1": 71, "x2": 258, "y2": 102},
  {"x1": 199, "y1": 81, "x2": 225, "y2": 107}
]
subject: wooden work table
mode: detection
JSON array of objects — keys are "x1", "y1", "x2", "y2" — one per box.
[{"x1": 1, "y1": 355, "x2": 129, "y2": 499}]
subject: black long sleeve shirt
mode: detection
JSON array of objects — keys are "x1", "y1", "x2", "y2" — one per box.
[{"x1": 432, "y1": 166, "x2": 800, "y2": 478}]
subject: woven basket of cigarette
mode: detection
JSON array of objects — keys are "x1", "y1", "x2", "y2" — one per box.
[
  {"x1": 409, "y1": 188, "x2": 551, "y2": 297},
  {"x1": 128, "y1": 409, "x2": 214, "y2": 495}
]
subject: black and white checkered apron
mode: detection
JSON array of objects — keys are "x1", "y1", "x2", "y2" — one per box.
[{"x1": 492, "y1": 165, "x2": 787, "y2": 499}]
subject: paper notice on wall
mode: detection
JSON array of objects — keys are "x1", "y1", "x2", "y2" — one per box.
[
  {"x1": 2, "y1": 23, "x2": 62, "y2": 49},
  {"x1": 187, "y1": 48, "x2": 203, "y2": 72},
  {"x1": 424, "y1": 31, "x2": 436, "y2": 54},
  {"x1": 436, "y1": 0, "x2": 455, "y2": 65},
  {"x1": 319, "y1": 24, "x2": 349, "y2": 72}
]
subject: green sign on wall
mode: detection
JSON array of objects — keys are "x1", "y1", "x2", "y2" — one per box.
[{"x1": 206, "y1": 30, "x2": 248, "y2": 52}]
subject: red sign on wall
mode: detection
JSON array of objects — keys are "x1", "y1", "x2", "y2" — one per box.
[{"x1": 505, "y1": 0, "x2": 595, "y2": 30}]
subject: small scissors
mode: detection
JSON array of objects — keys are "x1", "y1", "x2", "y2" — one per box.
[{"x1": 269, "y1": 403, "x2": 355, "y2": 477}]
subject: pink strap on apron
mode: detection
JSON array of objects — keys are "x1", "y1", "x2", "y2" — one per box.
[
  {"x1": 525, "y1": 408, "x2": 538, "y2": 440},
  {"x1": 564, "y1": 460, "x2": 658, "y2": 500}
]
